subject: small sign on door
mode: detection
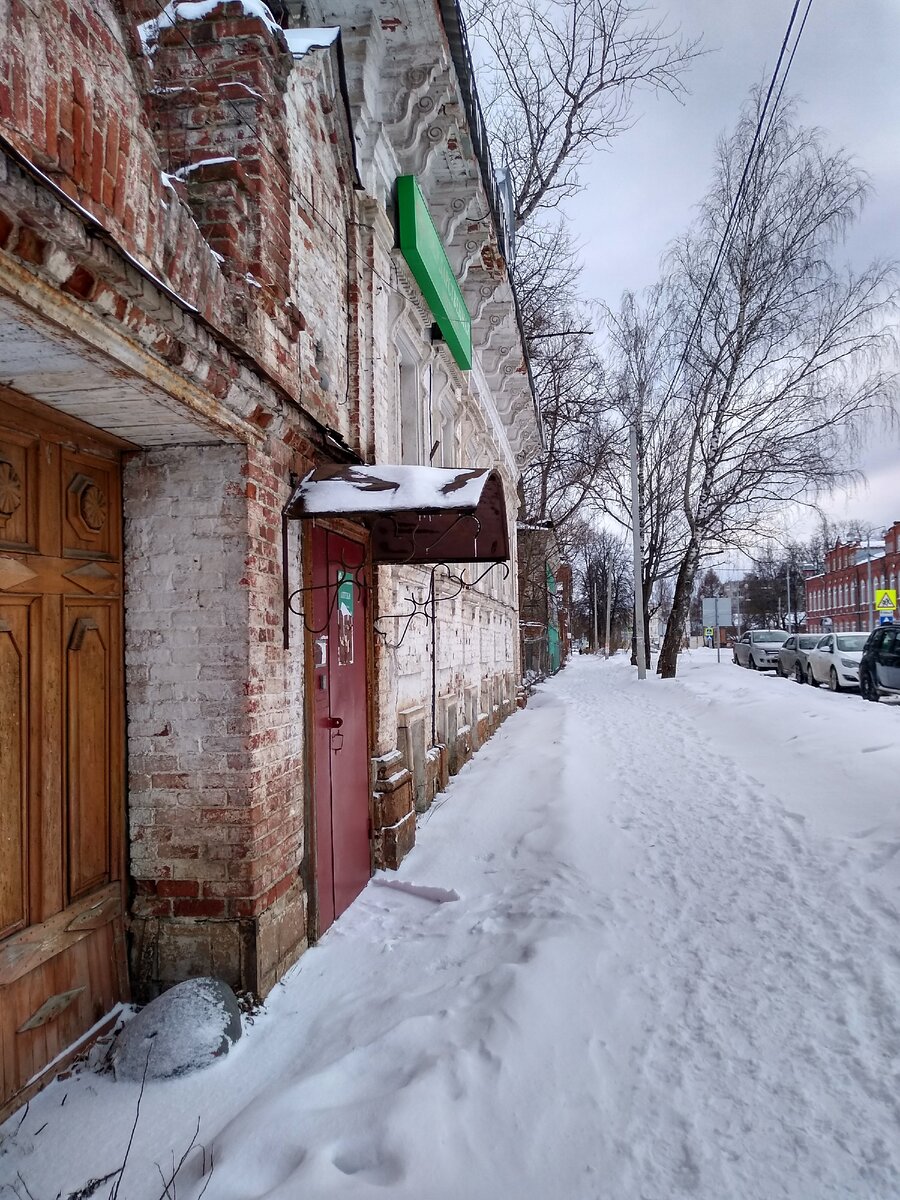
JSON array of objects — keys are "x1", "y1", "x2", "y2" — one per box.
[{"x1": 337, "y1": 569, "x2": 354, "y2": 665}]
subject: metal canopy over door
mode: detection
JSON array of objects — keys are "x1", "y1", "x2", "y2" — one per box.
[
  {"x1": 309, "y1": 526, "x2": 371, "y2": 933},
  {"x1": 0, "y1": 391, "x2": 128, "y2": 1119}
]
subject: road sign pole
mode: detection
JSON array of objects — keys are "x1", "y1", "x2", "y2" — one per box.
[
  {"x1": 868, "y1": 534, "x2": 875, "y2": 630},
  {"x1": 715, "y1": 596, "x2": 720, "y2": 664}
]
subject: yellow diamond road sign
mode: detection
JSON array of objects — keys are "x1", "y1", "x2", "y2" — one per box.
[{"x1": 875, "y1": 589, "x2": 897, "y2": 611}]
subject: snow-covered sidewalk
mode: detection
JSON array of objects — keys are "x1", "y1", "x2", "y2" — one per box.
[{"x1": 4, "y1": 653, "x2": 900, "y2": 1199}]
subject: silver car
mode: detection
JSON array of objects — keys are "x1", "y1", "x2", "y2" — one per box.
[
  {"x1": 777, "y1": 634, "x2": 822, "y2": 682},
  {"x1": 733, "y1": 629, "x2": 790, "y2": 670}
]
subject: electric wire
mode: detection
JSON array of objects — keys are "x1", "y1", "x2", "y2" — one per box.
[{"x1": 660, "y1": 0, "x2": 814, "y2": 409}]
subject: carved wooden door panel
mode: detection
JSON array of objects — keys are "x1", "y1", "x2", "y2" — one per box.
[{"x1": 0, "y1": 391, "x2": 127, "y2": 1119}]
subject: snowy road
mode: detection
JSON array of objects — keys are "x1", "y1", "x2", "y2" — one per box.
[{"x1": 4, "y1": 653, "x2": 900, "y2": 1199}]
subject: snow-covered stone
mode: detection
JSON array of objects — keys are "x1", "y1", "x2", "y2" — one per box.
[{"x1": 112, "y1": 978, "x2": 242, "y2": 1082}]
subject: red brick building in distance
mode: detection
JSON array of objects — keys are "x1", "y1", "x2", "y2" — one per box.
[{"x1": 805, "y1": 521, "x2": 900, "y2": 632}]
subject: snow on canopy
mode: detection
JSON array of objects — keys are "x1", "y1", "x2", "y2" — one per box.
[
  {"x1": 287, "y1": 465, "x2": 492, "y2": 516},
  {"x1": 285, "y1": 466, "x2": 510, "y2": 563}
]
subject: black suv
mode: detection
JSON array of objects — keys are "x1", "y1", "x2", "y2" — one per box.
[{"x1": 859, "y1": 625, "x2": 900, "y2": 701}]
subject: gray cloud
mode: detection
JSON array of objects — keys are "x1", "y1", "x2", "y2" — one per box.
[{"x1": 567, "y1": 0, "x2": 900, "y2": 532}]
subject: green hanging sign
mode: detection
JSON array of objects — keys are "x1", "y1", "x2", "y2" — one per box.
[
  {"x1": 337, "y1": 569, "x2": 355, "y2": 616},
  {"x1": 396, "y1": 175, "x2": 472, "y2": 370}
]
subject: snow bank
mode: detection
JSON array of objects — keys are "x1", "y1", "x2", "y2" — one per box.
[{"x1": 3, "y1": 653, "x2": 899, "y2": 1198}]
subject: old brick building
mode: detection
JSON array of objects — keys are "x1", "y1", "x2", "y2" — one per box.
[
  {"x1": 805, "y1": 522, "x2": 900, "y2": 632},
  {"x1": 0, "y1": 0, "x2": 538, "y2": 1116}
]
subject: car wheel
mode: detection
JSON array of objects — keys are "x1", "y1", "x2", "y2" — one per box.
[
  {"x1": 733, "y1": 653, "x2": 739, "y2": 665},
  {"x1": 794, "y1": 663, "x2": 805, "y2": 684},
  {"x1": 829, "y1": 667, "x2": 841, "y2": 693},
  {"x1": 860, "y1": 669, "x2": 880, "y2": 703},
  {"x1": 807, "y1": 664, "x2": 819, "y2": 687},
  {"x1": 775, "y1": 661, "x2": 784, "y2": 677},
  {"x1": 748, "y1": 655, "x2": 757, "y2": 670}
]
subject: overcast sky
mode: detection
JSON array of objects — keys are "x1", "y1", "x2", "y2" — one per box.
[{"x1": 565, "y1": 0, "x2": 900, "y2": 542}]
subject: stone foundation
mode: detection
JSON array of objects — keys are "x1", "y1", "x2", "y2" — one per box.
[
  {"x1": 129, "y1": 879, "x2": 307, "y2": 1002},
  {"x1": 371, "y1": 750, "x2": 416, "y2": 870}
]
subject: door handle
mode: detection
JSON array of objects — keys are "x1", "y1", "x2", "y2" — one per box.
[{"x1": 324, "y1": 716, "x2": 343, "y2": 729}]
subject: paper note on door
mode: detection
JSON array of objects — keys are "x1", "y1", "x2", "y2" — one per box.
[{"x1": 337, "y1": 570, "x2": 354, "y2": 665}]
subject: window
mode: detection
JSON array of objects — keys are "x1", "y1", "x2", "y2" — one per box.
[
  {"x1": 399, "y1": 358, "x2": 422, "y2": 465},
  {"x1": 431, "y1": 374, "x2": 458, "y2": 469}
]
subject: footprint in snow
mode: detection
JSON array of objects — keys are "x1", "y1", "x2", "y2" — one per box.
[{"x1": 332, "y1": 1141, "x2": 404, "y2": 1185}]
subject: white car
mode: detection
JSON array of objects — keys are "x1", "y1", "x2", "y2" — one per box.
[
  {"x1": 805, "y1": 631, "x2": 869, "y2": 691},
  {"x1": 732, "y1": 629, "x2": 790, "y2": 670}
]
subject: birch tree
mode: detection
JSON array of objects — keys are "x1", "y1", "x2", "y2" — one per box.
[{"x1": 656, "y1": 92, "x2": 897, "y2": 678}]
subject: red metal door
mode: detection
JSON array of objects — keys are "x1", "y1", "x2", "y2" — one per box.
[{"x1": 310, "y1": 527, "x2": 370, "y2": 933}]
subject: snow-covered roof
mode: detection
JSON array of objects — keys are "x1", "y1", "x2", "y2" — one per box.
[
  {"x1": 138, "y1": 1, "x2": 282, "y2": 54},
  {"x1": 284, "y1": 27, "x2": 340, "y2": 57},
  {"x1": 285, "y1": 465, "x2": 509, "y2": 564}
]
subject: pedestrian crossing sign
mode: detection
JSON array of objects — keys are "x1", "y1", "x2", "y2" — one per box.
[{"x1": 875, "y1": 589, "x2": 897, "y2": 612}]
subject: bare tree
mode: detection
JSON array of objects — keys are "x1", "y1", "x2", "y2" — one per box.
[
  {"x1": 601, "y1": 286, "x2": 688, "y2": 664},
  {"x1": 466, "y1": 0, "x2": 701, "y2": 225},
  {"x1": 572, "y1": 522, "x2": 632, "y2": 650},
  {"x1": 516, "y1": 225, "x2": 616, "y2": 525},
  {"x1": 656, "y1": 90, "x2": 897, "y2": 678}
]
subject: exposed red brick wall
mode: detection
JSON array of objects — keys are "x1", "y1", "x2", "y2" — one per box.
[
  {"x1": 124, "y1": 432, "x2": 318, "y2": 997},
  {"x1": 0, "y1": 0, "x2": 357, "y2": 428}
]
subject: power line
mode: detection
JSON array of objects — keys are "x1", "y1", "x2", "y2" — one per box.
[{"x1": 661, "y1": 0, "x2": 814, "y2": 408}]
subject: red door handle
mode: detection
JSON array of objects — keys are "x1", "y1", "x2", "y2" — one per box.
[{"x1": 324, "y1": 716, "x2": 343, "y2": 728}]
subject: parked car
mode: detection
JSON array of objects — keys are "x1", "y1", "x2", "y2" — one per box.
[
  {"x1": 732, "y1": 629, "x2": 790, "y2": 670},
  {"x1": 859, "y1": 625, "x2": 900, "y2": 701},
  {"x1": 777, "y1": 634, "x2": 822, "y2": 682},
  {"x1": 805, "y1": 631, "x2": 868, "y2": 690}
]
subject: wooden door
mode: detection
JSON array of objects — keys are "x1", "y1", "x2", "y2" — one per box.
[
  {"x1": 309, "y1": 527, "x2": 371, "y2": 934},
  {"x1": 0, "y1": 391, "x2": 127, "y2": 1119}
]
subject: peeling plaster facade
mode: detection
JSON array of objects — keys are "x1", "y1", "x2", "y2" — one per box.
[{"x1": 0, "y1": 0, "x2": 538, "y2": 1111}]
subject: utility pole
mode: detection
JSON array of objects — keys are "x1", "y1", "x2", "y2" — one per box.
[
  {"x1": 629, "y1": 423, "x2": 646, "y2": 679},
  {"x1": 604, "y1": 567, "x2": 613, "y2": 658},
  {"x1": 593, "y1": 576, "x2": 599, "y2": 653},
  {"x1": 867, "y1": 532, "x2": 875, "y2": 630},
  {"x1": 786, "y1": 564, "x2": 792, "y2": 633}
]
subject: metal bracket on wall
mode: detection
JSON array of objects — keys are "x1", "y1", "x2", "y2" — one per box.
[
  {"x1": 374, "y1": 560, "x2": 510, "y2": 650},
  {"x1": 286, "y1": 552, "x2": 370, "y2": 638}
]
